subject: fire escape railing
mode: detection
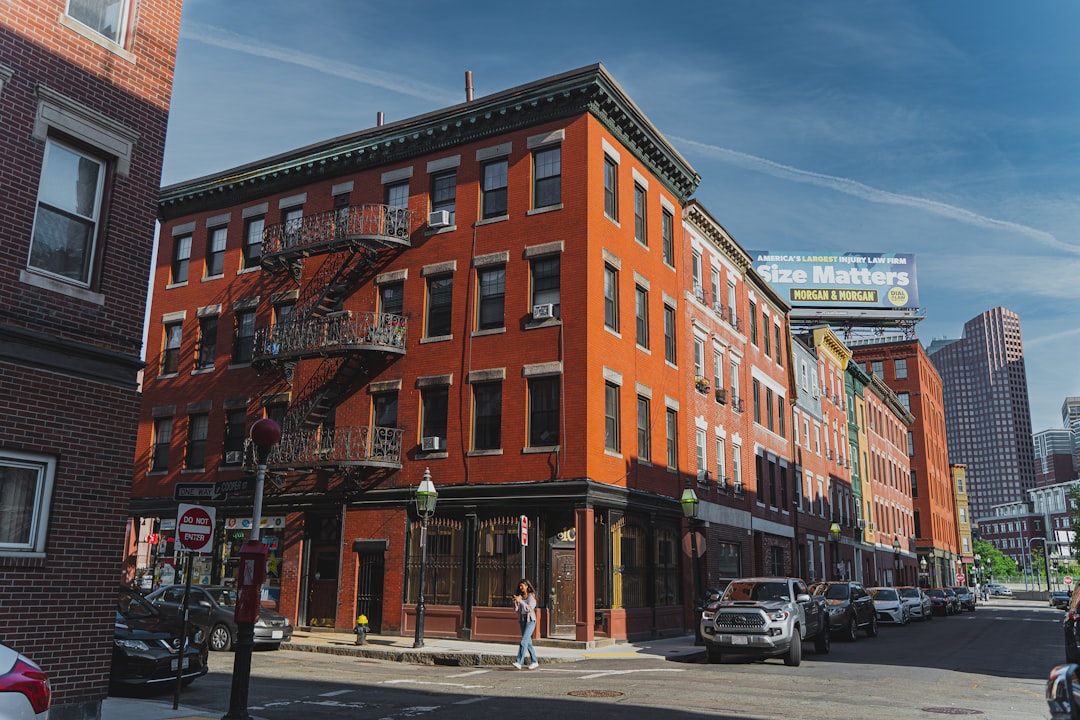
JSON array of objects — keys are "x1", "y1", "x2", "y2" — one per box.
[
  {"x1": 267, "y1": 425, "x2": 405, "y2": 469},
  {"x1": 253, "y1": 311, "x2": 407, "y2": 364},
  {"x1": 261, "y1": 204, "x2": 413, "y2": 270}
]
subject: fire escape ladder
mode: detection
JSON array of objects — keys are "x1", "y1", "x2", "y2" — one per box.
[
  {"x1": 295, "y1": 246, "x2": 379, "y2": 321},
  {"x1": 282, "y1": 355, "x2": 368, "y2": 434}
]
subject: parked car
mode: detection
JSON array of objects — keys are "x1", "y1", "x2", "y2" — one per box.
[
  {"x1": 810, "y1": 581, "x2": 878, "y2": 640},
  {"x1": 868, "y1": 587, "x2": 910, "y2": 624},
  {"x1": 1064, "y1": 585, "x2": 1080, "y2": 662},
  {"x1": 146, "y1": 585, "x2": 292, "y2": 652},
  {"x1": 949, "y1": 586, "x2": 977, "y2": 612},
  {"x1": 924, "y1": 588, "x2": 951, "y2": 616},
  {"x1": 987, "y1": 583, "x2": 1013, "y2": 597},
  {"x1": 113, "y1": 587, "x2": 208, "y2": 691},
  {"x1": 897, "y1": 586, "x2": 933, "y2": 621},
  {"x1": 0, "y1": 642, "x2": 50, "y2": 719},
  {"x1": 1051, "y1": 591, "x2": 1071, "y2": 610}
]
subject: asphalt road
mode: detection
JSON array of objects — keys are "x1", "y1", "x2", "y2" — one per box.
[{"x1": 161, "y1": 599, "x2": 1063, "y2": 720}]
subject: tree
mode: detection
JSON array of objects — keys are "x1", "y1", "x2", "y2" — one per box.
[
  {"x1": 1069, "y1": 485, "x2": 1080, "y2": 560},
  {"x1": 973, "y1": 538, "x2": 1018, "y2": 581}
]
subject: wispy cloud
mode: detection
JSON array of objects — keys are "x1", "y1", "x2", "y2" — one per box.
[
  {"x1": 180, "y1": 22, "x2": 460, "y2": 105},
  {"x1": 673, "y1": 136, "x2": 1078, "y2": 255},
  {"x1": 1025, "y1": 326, "x2": 1080, "y2": 349}
]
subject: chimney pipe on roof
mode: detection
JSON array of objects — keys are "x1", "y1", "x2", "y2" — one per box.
[
  {"x1": 465, "y1": 70, "x2": 474, "y2": 102},
  {"x1": 377, "y1": 111, "x2": 384, "y2": 126}
]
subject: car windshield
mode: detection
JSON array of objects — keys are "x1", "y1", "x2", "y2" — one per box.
[
  {"x1": 207, "y1": 588, "x2": 238, "y2": 607},
  {"x1": 926, "y1": 590, "x2": 944, "y2": 598},
  {"x1": 871, "y1": 588, "x2": 898, "y2": 601},
  {"x1": 722, "y1": 581, "x2": 790, "y2": 602},
  {"x1": 118, "y1": 590, "x2": 158, "y2": 620},
  {"x1": 813, "y1": 584, "x2": 850, "y2": 600}
]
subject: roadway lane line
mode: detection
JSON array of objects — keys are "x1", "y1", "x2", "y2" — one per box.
[
  {"x1": 382, "y1": 679, "x2": 491, "y2": 689},
  {"x1": 447, "y1": 669, "x2": 491, "y2": 678}
]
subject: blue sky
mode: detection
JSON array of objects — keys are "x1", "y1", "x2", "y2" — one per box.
[{"x1": 162, "y1": 0, "x2": 1080, "y2": 432}]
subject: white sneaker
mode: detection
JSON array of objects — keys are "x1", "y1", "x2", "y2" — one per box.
[
  {"x1": 511, "y1": 661, "x2": 522, "y2": 669},
  {"x1": 528, "y1": 662, "x2": 539, "y2": 669}
]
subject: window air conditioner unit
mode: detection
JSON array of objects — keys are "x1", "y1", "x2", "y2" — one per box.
[
  {"x1": 532, "y1": 303, "x2": 554, "y2": 320},
  {"x1": 856, "y1": 519, "x2": 865, "y2": 530},
  {"x1": 867, "y1": 521, "x2": 876, "y2": 532},
  {"x1": 421, "y1": 436, "x2": 443, "y2": 452},
  {"x1": 225, "y1": 451, "x2": 243, "y2": 465},
  {"x1": 428, "y1": 210, "x2": 451, "y2": 228}
]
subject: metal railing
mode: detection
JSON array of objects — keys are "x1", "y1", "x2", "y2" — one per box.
[
  {"x1": 262, "y1": 204, "x2": 413, "y2": 263},
  {"x1": 253, "y1": 311, "x2": 407, "y2": 361},
  {"x1": 268, "y1": 425, "x2": 404, "y2": 469}
]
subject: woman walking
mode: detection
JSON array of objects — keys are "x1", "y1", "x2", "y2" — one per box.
[{"x1": 511, "y1": 578, "x2": 539, "y2": 669}]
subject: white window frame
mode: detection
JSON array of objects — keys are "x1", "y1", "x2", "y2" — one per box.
[
  {"x1": 0, "y1": 449, "x2": 57, "y2": 556},
  {"x1": 65, "y1": 0, "x2": 131, "y2": 47}
]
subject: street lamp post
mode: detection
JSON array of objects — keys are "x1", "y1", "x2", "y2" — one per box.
[
  {"x1": 919, "y1": 556, "x2": 928, "y2": 588},
  {"x1": 681, "y1": 485, "x2": 702, "y2": 645},
  {"x1": 224, "y1": 418, "x2": 280, "y2": 720},
  {"x1": 973, "y1": 553, "x2": 981, "y2": 589},
  {"x1": 829, "y1": 522, "x2": 842, "y2": 580},
  {"x1": 412, "y1": 468, "x2": 438, "y2": 649},
  {"x1": 892, "y1": 538, "x2": 902, "y2": 586}
]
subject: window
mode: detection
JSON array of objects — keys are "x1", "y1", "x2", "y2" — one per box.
[
  {"x1": 151, "y1": 418, "x2": 171, "y2": 472},
  {"x1": 907, "y1": 431, "x2": 915, "y2": 457},
  {"x1": 373, "y1": 392, "x2": 398, "y2": 429},
  {"x1": 472, "y1": 383, "x2": 502, "y2": 451},
  {"x1": 713, "y1": 351, "x2": 724, "y2": 393},
  {"x1": 633, "y1": 183, "x2": 647, "y2": 244},
  {"x1": 693, "y1": 337, "x2": 705, "y2": 381},
  {"x1": 380, "y1": 282, "x2": 404, "y2": 316},
  {"x1": 242, "y1": 216, "x2": 263, "y2": 270},
  {"x1": 385, "y1": 181, "x2": 409, "y2": 210},
  {"x1": 727, "y1": 281, "x2": 737, "y2": 327},
  {"x1": 406, "y1": 517, "x2": 463, "y2": 606},
  {"x1": 605, "y1": 382, "x2": 620, "y2": 452},
  {"x1": 637, "y1": 396, "x2": 651, "y2": 462},
  {"x1": 233, "y1": 310, "x2": 255, "y2": 364},
  {"x1": 66, "y1": 0, "x2": 129, "y2": 45},
  {"x1": 196, "y1": 316, "x2": 217, "y2": 370},
  {"x1": 528, "y1": 376, "x2": 560, "y2": 447},
  {"x1": 665, "y1": 408, "x2": 678, "y2": 470},
  {"x1": 431, "y1": 170, "x2": 456, "y2": 223},
  {"x1": 533, "y1": 147, "x2": 561, "y2": 208},
  {"x1": 753, "y1": 379, "x2": 761, "y2": 423},
  {"x1": 172, "y1": 235, "x2": 191, "y2": 284},
  {"x1": 871, "y1": 360, "x2": 883, "y2": 377},
  {"x1": 603, "y1": 264, "x2": 619, "y2": 331},
  {"x1": 603, "y1": 156, "x2": 618, "y2": 220},
  {"x1": 29, "y1": 139, "x2": 105, "y2": 286},
  {"x1": 161, "y1": 322, "x2": 182, "y2": 375},
  {"x1": 695, "y1": 429, "x2": 707, "y2": 481},
  {"x1": 282, "y1": 206, "x2": 303, "y2": 246},
  {"x1": 716, "y1": 437, "x2": 727, "y2": 486},
  {"x1": 635, "y1": 286, "x2": 649, "y2": 348},
  {"x1": 0, "y1": 450, "x2": 57, "y2": 554},
  {"x1": 654, "y1": 527, "x2": 682, "y2": 606},
  {"x1": 894, "y1": 358, "x2": 908, "y2": 379},
  {"x1": 661, "y1": 209, "x2": 674, "y2": 265},
  {"x1": 766, "y1": 388, "x2": 774, "y2": 432},
  {"x1": 775, "y1": 325, "x2": 783, "y2": 367},
  {"x1": 477, "y1": 267, "x2": 505, "y2": 330},
  {"x1": 730, "y1": 362, "x2": 740, "y2": 405},
  {"x1": 223, "y1": 410, "x2": 246, "y2": 462},
  {"x1": 481, "y1": 159, "x2": 508, "y2": 218},
  {"x1": 898, "y1": 392, "x2": 910, "y2": 412},
  {"x1": 749, "y1": 301, "x2": 758, "y2": 344},
  {"x1": 421, "y1": 386, "x2": 449, "y2": 446},
  {"x1": 186, "y1": 414, "x2": 208, "y2": 469},
  {"x1": 274, "y1": 301, "x2": 294, "y2": 327},
  {"x1": 205, "y1": 226, "x2": 226, "y2": 277},
  {"x1": 732, "y1": 444, "x2": 743, "y2": 491},
  {"x1": 333, "y1": 192, "x2": 350, "y2": 236},
  {"x1": 778, "y1": 400, "x2": 786, "y2": 438},
  {"x1": 531, "y1": 256, "x2": 560, "y2": 318},
  {"x1": 663, "y1": 304, "x2": 677, "y2": 364},
  {"x1": 763, "y1": 316, "x2": 771, "y2": 357},
  {"x1": 426, "y1": 275, "x2": 453, "y2": 337}
]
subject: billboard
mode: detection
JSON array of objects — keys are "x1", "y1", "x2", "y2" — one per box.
[{"x1": 750, "y1": 252, "x2": 919, "y2": 311}]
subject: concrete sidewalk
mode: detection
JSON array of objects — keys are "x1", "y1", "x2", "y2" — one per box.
[{"x1": 101, "y1": 631, "x2": 703, "y2": 719}]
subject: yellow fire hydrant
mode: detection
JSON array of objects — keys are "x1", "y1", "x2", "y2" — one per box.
[{"x1": 354, "y1": 614, "x2": 369, "y2": 645}]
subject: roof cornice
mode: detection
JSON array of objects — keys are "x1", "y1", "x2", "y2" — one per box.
[{"x1": 159, "y1": 64, "x2": 700, "y2": 220}]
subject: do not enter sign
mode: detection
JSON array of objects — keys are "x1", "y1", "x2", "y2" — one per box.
[{"x1": 176, "y1": 503, "x2": 216, "y2": 553}]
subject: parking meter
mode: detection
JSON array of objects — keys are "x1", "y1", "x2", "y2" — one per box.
[{"x1": 235, "y1": 540, "x2": 267, "y2": 624}]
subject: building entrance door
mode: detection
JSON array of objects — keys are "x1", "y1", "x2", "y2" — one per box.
[
  {"x1": 354, "y1": 541, "x2": 387, "y2": 632},
  {"x1": 552, "y1": 548, "x2": 576, "y2": 636}
]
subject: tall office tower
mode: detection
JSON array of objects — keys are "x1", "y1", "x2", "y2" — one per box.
[
  {"x1": 1062, "y1": 397, "x2": 1080, "y2": 470},
  {"x1": 1033, "y1": 429, "x2": 1077, "y2": 487},
  {"x1": 926, "y1": 307, "x2": 1037, "y2": 520}
]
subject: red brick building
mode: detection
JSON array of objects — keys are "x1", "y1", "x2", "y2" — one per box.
[
  {"x1": 0, "y1": 1, "x2": 181, "y2": 717},
  {"x1": 138, "y1": 65, "x2": 704, "y2": 643}
]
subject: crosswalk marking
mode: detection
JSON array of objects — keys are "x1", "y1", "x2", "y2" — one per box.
[
  {"x1": 447, "y1": 669, "x2": 491, "y2": 678},
  {"x1": 382, "y1": 679, "x2": 491, "y2": 689}
]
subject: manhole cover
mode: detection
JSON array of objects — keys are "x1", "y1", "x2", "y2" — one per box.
[
  {"x1": 568, "y1": 690, "x2": 624, "y2": 699},
  {"x1": 921, "y1": 708, "x2": 983, "y2": 715}
]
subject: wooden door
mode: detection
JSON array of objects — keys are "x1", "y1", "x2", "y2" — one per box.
[
  {"x1": 552, "y1": 548, "x2": 576, "y2": 634},
  {"x1": 306, "y1": 547, "x2": 339, "y2": 627}
]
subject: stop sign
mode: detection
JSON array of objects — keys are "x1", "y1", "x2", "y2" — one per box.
[
  {"x1": 176, "y1": 503, "x2": 216, "y2": 553},
  {"x1": 1067, "y1": 576, "x2": 1074, "y2": 586},
  {"x1": 955, "y1": 573, "x2": 965, "y2": 584}
]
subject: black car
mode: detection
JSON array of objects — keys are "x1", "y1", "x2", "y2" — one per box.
[
  {"x1": 809, "y1": 581, "x2": 877, "y2": 641},
  {"x1": 939, "y1": 587, "x2": 961, "y2": 614},
  {"x1": 923, "y1": 588, "x2": 951, "y2": 616},
  {"x1": 146, "y1": 585, "x2": 292, "y2": 652},
  {"x1": 1051, "y1": 591, "x2": 1071, "y2": 610},
  {"x1": 112, "y1": 587, "x2": 208, "y2": 691},
  {"x1": 949, "y1": 586, "x2": 976, "y2": 612}
]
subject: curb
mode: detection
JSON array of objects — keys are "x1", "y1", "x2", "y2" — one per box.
[{"x1": 277, "y1": 641, "x2": 576, "y2": 666}]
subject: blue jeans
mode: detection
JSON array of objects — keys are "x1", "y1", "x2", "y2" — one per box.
[{"x1": 516, "y1": 618, "x2": 537, "y2": 663}]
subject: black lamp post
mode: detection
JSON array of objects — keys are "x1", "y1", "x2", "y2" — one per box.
[
  {"x1": 413, "y1": 468, "x2": 438, "y2": 648},
  {"x1": 224, "y1": 418, "x2": 280, "y2": 720},
  {"x1": 892, "y1": 538, "x2": 902, "y2": 585},
  {"x1": 681, "y1": 485, "x2": 702, "y2": 644},
  {"x1": 829, "y1": 522, "x2": 841, "y2": 580},
  {"x1": 919, "y1": 556, "x2": 928, "y2": 588}
]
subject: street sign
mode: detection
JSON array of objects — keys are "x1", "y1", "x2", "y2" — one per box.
[
  {"x1": 1067, "y1": 576, "x2": 1074, "y2": 586},
  {"x1": 520, "y1": 515, "x2": 529, "y2": 547},
  {"x1": 176, "y1": 503, "x2": 216, "y2": 554},
  {"x1": 955, "y1": 573, "x2": 965, "y2": 584},
  {"x1": 173, "y1": 482, "x2": 215, "y2": 502},
  {"x1": 213, "y1": 476, "x2": 256, "y2": 498}
]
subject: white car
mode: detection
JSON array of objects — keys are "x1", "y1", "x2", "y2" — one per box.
[
  {"x1": 0, "y1": 642, "x2": 50, "y2": 719},
  {"x1": 869, "y1": 587, "x2": 911, "y2": 624},
  {"x1": 897, "y1": 586, "x2": 933, "y2": 621},
  {"x1": 987, "y1": 583, "x2": 1013, "y2": 597}
]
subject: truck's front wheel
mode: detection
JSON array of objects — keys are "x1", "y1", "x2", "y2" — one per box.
[
  {"x1": 705, "y1": 644, "x2": 723, "y2": 664},
  {"x1": 783, "y1": 635, "x2": 802, "y2": 666}
]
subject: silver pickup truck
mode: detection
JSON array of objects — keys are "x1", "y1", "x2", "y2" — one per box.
[{"x1": 699, "y1": 576, "x2": 830, "y2": 666}]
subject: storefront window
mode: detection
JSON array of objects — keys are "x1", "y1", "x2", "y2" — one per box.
[
  {"x1": 594, "y1": 513, "x2": 610, "y2": 608},
  {"x1": 654, "y1": 527, "x2": 682, "y2": 606},
  {"x1": 475, "y1": 516, "x2": 521, "y2": 607},
  {"x1": 715, "y1": 541, "x2": 742, "y2": 582},
  {"x1": 611, "y1": 518, "x2": 647, "y2": 608},
  {"x1": 405, "y1": 517, "x2": 462, "y2": 605}
]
